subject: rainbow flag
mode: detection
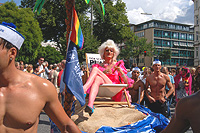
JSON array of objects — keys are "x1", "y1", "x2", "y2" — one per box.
[{"x1": 70, "y1": 7, "x2": 84, "y2": 49}]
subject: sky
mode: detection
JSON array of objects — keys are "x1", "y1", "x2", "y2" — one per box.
[{"x1": 3, "y1": 0, "x2": 194, "y2": 25}]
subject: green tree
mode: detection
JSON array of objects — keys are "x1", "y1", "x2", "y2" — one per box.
[
  {"x1": 159, "y1": 49, "x2": 171, "y2": 66},
  {"x1": 119, "y1": 36, "x2": 153, "y2": 67},
  {"x1": 0, "y1": 1, "x2": 43, "y2": 64},
  {"x1": 39, "y1": 45, "x2": 64, "y2": 64},
  {"x1": 93, "y1": 0, "x2": 132, "y2": 43},
  {"x1": 20, "y1": 0, "x2": 90, "y2": 56}
]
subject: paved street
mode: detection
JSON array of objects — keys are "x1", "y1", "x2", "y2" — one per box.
[{"x1": 37, "y1": 112, "x2": 50, "y2": 133}]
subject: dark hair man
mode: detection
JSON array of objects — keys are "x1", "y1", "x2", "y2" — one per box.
[{"x1": 0, "y1": 22, "x2": 80, "y2": 132}]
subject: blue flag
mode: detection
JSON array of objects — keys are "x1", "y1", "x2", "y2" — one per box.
[{"x1": 64, "y1": 41, "x2": 85, "y2": 106}]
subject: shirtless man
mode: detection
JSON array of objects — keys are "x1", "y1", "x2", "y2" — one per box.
[
  {"x1": 161, "y1": 91, "x2": 200, "y2": 132},
  {"x1": 145, "y1": 60, "x2": 173, "y2": 117},
  {"x1": 0, "y1": 22, "x2": 81, "y2": 132},
  {"x1": 128, "y1": 67, "x2": 144, "y2": 104}
]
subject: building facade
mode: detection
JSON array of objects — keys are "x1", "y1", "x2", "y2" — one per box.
[
  {"x1": 193, "y1": 0, "x2": 200, "y2": 66},
  {"x1": 130, "y1": 20, "x2": 194, "y2": 67}
]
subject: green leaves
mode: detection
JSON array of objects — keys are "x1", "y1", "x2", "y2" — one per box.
[{"x1": 0, "y1": 1, "x2": 43, "y2": 64}]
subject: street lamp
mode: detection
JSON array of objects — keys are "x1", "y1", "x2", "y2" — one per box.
[{"x1": 141, "y1": 13, "x2": 152, "y2": 15}]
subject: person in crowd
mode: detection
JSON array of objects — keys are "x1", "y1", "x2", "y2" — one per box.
[
  {"x1": 59, "y1": 60, "x2": 66, "y2": 107},
  {"x1": 145, "y1": 60, "x2": 173, "y2": 118},
  {"x1": 20, "y1": 64, "x2": 25, "y2": 71},
  {"x1": 48, "y1": 64, "x2": 53, "y2": 81},
  {"x1": 32, "y1": 64, "x2": 40, "y2": 76},
  {"x1": 0, "y1": 22, "x2": 80, "y2": 132},
  {"x1": 81, "y1": 65, "x2": 87, "y2": 85},
  {"x1": 128, "y1": 67, "x2": 144, "y2": 104},
  {"x1": 83, "y1": 39, "x2": 133, "y2": 116},
  {"x1": 162, "y1": 67, "x2": 175, "y2": 118},
  {"x1": 57, "y1": 60, "x2": 66, "y2": 103},
  {"x1": 26, "y1": 64, "x2": 33, "y2": 73},
  {"x1": 193, "y1": 65, "x2": 200, "y2": 93},
  {"x1": 171, "y1": 69, "x2": 176, "y2": 78},
  {"x1": 190, "y1": 67, "x2": 196, "y2": 93},
  {"x1": 175, "y1": 67, "x2": 192, "y2": 102},
  {"x1": 127, "y1": 63, "x2": 137, "y2": 78},
  {"x1": 43, "y1": 61, "x2": 50, "y2": 80},
  {"x1": 51, "y1": 64, "x2": 59, "y2": 95},
  {"x1": 37, "y1": 56, "x2": 45, "y2": 78},
  {"x1": 15, "y1": 61, "x2": 20, "y2": 69}
]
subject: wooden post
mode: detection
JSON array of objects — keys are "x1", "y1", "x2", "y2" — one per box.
[{"x1": 64, "y1": 0, "x2": 75, "y2": 118}]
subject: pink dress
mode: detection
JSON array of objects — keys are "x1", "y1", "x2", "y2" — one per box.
[{"x1": 92, "y1": 60, "x2": 134, "y2": 101}]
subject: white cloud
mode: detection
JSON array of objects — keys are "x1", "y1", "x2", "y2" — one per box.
[{"x1": 122, "y1": 0, "x2": 194, "y2": 25}]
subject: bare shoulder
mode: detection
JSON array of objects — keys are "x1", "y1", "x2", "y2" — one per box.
[
  {"x1": 24, "y1": 72, "x2": 57, "y2": 101},
  {"x1": 176, "y1": 92, "x2": 200, "y2": 118}
]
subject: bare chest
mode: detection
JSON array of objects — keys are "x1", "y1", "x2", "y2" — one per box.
[
  {"x1": 149, "y1": 75, "x2": 166, "y2": 89},
  {"x1": 0, "y1": 86, "x2": 45, "y2": 131}
]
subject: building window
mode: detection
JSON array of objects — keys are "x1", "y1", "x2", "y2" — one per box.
[
  {"x1": 149, "y1": 22, "x2": 154, "y2": 27},
  {"x1": 196, "y1": 16, "x2": 198, "y2": 25},
  {"x1": 196, "y1": 47, "x2": 199, "y2": 57}
]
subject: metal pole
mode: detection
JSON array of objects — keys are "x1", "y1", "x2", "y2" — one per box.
[{"x1": 91, "y1": 4, "x2": 93, "y2": 35}]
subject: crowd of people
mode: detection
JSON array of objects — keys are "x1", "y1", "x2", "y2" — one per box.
[{"x1": 127, "y1": 63, "x2": 200, "y2": 119}]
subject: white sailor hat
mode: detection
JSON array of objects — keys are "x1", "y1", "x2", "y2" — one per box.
[
  {"x1": 132, "y1": 67, "x2": 141, "y2": 73},
  {"x1": 153, "y1": 59, "x2": 161, "y2": 65},
  {"x1": 0, "y1": 22, "x2": 24, "y2": 50}
]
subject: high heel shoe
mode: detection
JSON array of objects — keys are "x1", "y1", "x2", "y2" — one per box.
[{"x1": 85, "y1": 105, "x2": 94, "y2": 116}]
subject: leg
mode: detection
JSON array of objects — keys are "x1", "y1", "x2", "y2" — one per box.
[
  {"x1": 83, "y1": 67, "x2": 112, "y2": 93},
  {"x1": 87, "y1": 75, "x2": 106, "y2": 108}
]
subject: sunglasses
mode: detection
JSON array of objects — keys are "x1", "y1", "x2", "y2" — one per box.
[
  {"x1": 105, "y1": 49, "x2": 113, "y2": 52},
  {"x1": 40, "y1": 59, "x2": 44, "y2": 61},
  {"x1": 133, "y1": 71, "x2": 140, "y2": 74}
]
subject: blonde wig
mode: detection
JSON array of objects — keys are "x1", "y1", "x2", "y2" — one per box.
[{"x1": 98, "y1": 39, "x2": 120, "y2": 60}]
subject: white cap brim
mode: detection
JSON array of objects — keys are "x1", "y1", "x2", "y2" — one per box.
[{"x1": 0, "y1": 24, "x2": 24, "y2": 50}]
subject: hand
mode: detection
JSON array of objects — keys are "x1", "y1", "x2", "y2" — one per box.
[
  {"x1": 148, "y1": 96, "x2": 156, "y2": 103},
  {"x1": 159, "y1": 97, "x2": 166, "y2": 104},
  {"x1": 62, "y1": 91, "x2": 65, "y2": 96},
  {"x1": 42, "y1": 69, "x2": 45, "y2": 73},
  {"x1": 103, "y1": 69, "x2": 112, "y2": 74}
]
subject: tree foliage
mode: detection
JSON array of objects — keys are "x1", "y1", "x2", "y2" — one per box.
[
  {"x1": 20, "y1": 0, "x2": 90, "y2": 56},
  {"x1": 159, "y1": 49, "x2": 171, "y2": 66},
  {"x1": 0, "y1": 1, "x2": 43, "y2": 64},
  {"x1": 93, "y1": 0, "x2": 132, "y2": 43},
  {"x1": 119, "y1": 36, "x2": 153, "y2": 66},
  {"x1": 40, "y1": 45, "x2": 64, "y2": 64}
]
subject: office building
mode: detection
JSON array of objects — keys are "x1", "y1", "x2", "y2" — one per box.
[
  {"x1": 193, "y1": 0, "x2": 200, "y2": 66},
  {"x1": 130, "y1": 20, "x2": 194, "y2": 67}
]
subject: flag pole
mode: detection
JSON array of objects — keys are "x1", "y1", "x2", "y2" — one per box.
[{"x1": 64, "y1": 0, "x2": 75, "y2": 118}]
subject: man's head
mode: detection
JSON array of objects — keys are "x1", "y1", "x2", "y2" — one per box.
[
  {"x1": 152, "y1": 59, "x2": 162, "y2": 72},
  {"x1": 132, "y1": 67, "x2": 140, "y2": 79},
  {"x1": 61, "y1": 60, "x2": 66, "y2": 69},
  {"x1": 162, "y1": 67, "x2": 169, "y2": 74},
  {"x1": 0, "y1": 22, "x2": 24, "y2": 58},
  {"x1": 33, "y1": 64, "x2": 40, "y2": 73},
  {"x1": 38, "y1": 57, "x2": 44, "y2": 65}
]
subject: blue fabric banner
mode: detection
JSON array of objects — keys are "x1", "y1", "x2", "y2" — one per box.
[
  {"x1": 96, "y1": 103, "x2": 169, "y2": 133},
  {"x1": 64, "y1": 41, "x2": 85, "y2": 106}
]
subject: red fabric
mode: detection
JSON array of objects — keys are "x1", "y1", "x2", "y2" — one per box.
[{"x1": 57, "y1": 69, "x2": 63, "y2": 87}]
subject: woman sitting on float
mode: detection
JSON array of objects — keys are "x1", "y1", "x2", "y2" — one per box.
[{"x1": 84, "y1": 39, "x2": 134, "y2": 115}]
